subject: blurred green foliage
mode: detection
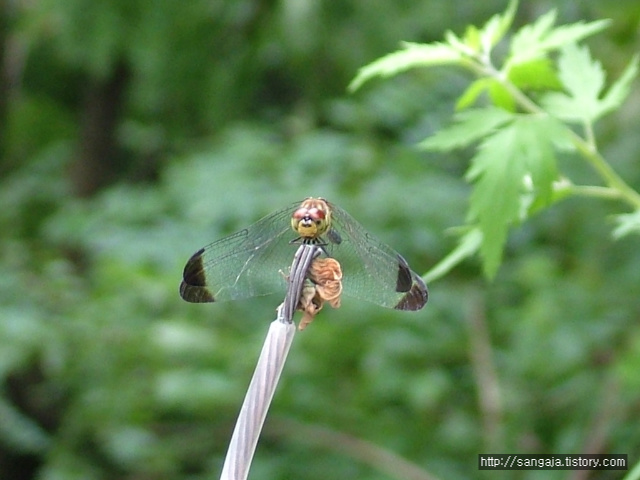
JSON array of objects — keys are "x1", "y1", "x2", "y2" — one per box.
[
  {"x1": 353, "y1": 2, "x2": 640, "y2": 279},
  {"x1": 1, "y1": 1, "x2": 639, "y2": 479}
]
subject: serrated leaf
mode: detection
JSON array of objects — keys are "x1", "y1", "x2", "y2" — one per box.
[
  {"x1": 465, "y1": 116, "x2": 561, "y2": 277},
  {"x1": 508, "y1": 9, "x2": 558, "y2": 65},
  {"x1": 420, "y1": 107, "x2": 513, "y2": 151},
  {"x1": 349, "y1": 42, "x2": 461, "y2": 91},
  {"x1": 541, "y1": 45, "x2": 637, "y2": 123},
  {"x1": 466, "y1": 126, "x2": 525, "y2": 277},
  {"x1": 507, "y1": 13, "x2": 610, "y2": 67},
  {"x1": 540, "y1": 19, "x2": 610, "y2": 53},
  {"x1": 598, "y1": 54, "x2": 639, "y2": 117},
  {"x1": 559, "y1": 43, "x2": 605, "y2": 112},
  {"x1": 479, "y1": 0, "x2": 518, "y2": 52}
]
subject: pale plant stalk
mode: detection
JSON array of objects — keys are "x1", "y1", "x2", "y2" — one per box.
[
  {"x1": 219, "y1": 245, "x2": 320, "y2": 480},
  {"x1": 219, "y1": 316, "x2": 296, "y2": 480}
]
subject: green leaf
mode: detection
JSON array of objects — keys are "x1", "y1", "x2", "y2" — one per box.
[
  {"x1": 541, "y1": 45, "x2": 638, "y2": 123},
  {"x1": 518, "y1": 117, "x2": 565, "y2": 208},
  {"x1": 508, "y1": 58, "x2": 562, "y2": 90},
  {"x1": 444, "y1": 29, "x2": 467, "y2": 53},
  {"x1": 508, "y1": 9, "x2": 558, "y2": 65},
  {"x1": 466, "y1": 126, "x2": 524, "y2": 277},
  {"x1": 348, "y1": 42, "x2": 461, "y2": 91},
  {"x1": 507, "y1": 12, "x2": 610, "y2": 67},
  {"x1": 613, "y1": 210, "x2": 640, "y2": 239},
  {"x1": 541, "y1": 19, "x2": 610, "y2": 54},
  {"x1": 495, "y1": 0, "x2": 519, "y2": 44},
  {"x1": 487, "y1": 79, "x2": 516, "y2": 111},
  {"x1": 598, "y1": 54, "x2": 640, "y2": 117},
  {"x1": 478, "y1": 0, "x2": 518, "y2": 52},
  {"x1": 420, "y1": 107, "x2": 513, "y2": 151},
  {"x1": 456, "y1": 78, "x2": 493, "y2": 110},
  {"x1": 435, "y1": 1, "x2": 518, "y2": 59},
  {"x1": 465, "y1": 116, "x2": 562, "y2": 277},
  {"x1": 463, "y1": 25, "x2": 481, "y2": 52},
  {"x1": 560, "y1": 43, "x2": 604, "y2": 118},
  {"x1": 456, "y1": 79, "x2": 517, "y2": 111}
]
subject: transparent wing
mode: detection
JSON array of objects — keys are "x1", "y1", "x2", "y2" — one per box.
[
  {"x1": 326, "y1": 201, "x2": 428, "y2": 310},
  {"x1": 180, "y1": 203, "x2": 300, "y2": 303}
]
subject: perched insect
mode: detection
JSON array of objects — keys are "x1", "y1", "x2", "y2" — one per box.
[{"x1": 180, "y1": 197, "x2": 428, "y2": 311}]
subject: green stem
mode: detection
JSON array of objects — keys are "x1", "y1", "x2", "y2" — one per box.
[
  {"x1": 568, "y1": 130, "x2": 640, "y2": 209},
  {"x1": 559, "y1": 184, "x2": 624, "y2": 201},
  {"x1": 583, "y1": 121, "x2": 597, "y2": 151}
]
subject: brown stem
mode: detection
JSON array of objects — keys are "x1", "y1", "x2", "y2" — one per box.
[
  {"x1": 569, "y1": 374, "x2": 620, "y2": 480},
  {"x1": 467, "y1": 290, "x2": 504, "y2": 452},
  {"x1": 268, "y1": 417, "x2": 442, "y2": 480}
]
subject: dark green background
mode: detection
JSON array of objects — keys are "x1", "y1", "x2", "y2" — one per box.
[{"x1": 1, "y1": 1, "x2": 639, "y2": 479}]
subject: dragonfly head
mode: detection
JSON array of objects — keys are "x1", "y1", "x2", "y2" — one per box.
[{"x1": 291, "y1": 197, "x2": 332, "y2": 239}]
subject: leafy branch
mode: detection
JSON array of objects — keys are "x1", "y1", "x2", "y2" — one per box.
[{"x1": 349, "y1": 0, "x2": 640, "y2": 279}]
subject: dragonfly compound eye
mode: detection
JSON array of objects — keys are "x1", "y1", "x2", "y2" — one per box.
[{"x1": 291, "y1": 206, "x2": 329, "y2": 238}]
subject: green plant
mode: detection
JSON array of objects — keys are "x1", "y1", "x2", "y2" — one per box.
[{"x1": 350, "y1": 0, "x2": 640, "y2": 279}]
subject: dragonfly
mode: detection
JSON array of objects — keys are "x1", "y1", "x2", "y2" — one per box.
[{"x1": 180, "y1": 197, "x2": 428, "y2": 311}]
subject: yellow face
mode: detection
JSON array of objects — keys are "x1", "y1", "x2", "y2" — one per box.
[{"x1": 291, "y1": 197, "x2": 332, "y2": 239}]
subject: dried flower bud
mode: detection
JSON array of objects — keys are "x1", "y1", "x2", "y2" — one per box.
[{"x1": 297, "y1": 258, "x2": 343, "y2": 330}]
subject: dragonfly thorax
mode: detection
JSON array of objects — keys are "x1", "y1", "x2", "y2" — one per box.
[{"x1": 291, "y1": 197, "x2": 332, "y2": 239}]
